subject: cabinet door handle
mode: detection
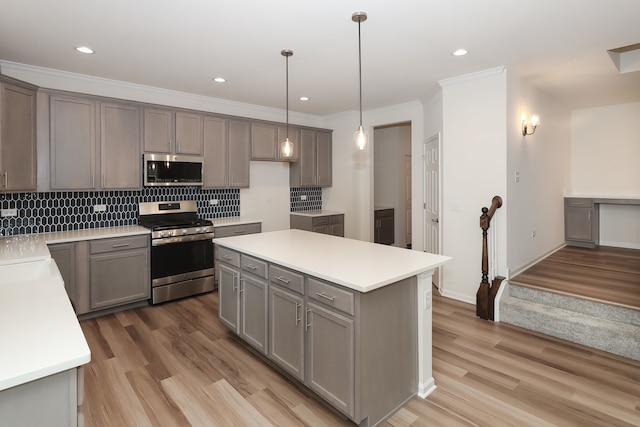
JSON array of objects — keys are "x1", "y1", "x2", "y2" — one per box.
[
  {"x1": 222, "y1": 255, "x2": 232, "y2": 261},
  {"x1": 232, "y1": 276, "x2": 238, "y2": 292},
  {"x1": 588, "y1": 211, "x2": 591, "y2": 220},
  {"x1": 92, "y1": 174, "x2": 95, "y2": 188},
  {"x1": 305, "y1": 307, "x2": 311, "y2": 331},
  {"x1": 111, "y1": 243, "x2": 130, "y2": 248},
  {"x1": 234, "y1": 230, "x2": 246, "y2": 234},
  {"x1": 295, "y1": 302, "x2": 301, "y2": 325},
  {"x1": 3, "y1": 172, "x2": 7, "y2": 189},
  {"x1": 315, "y1": 291, "x2": 335, "y2": 301},
  {"x1": 275, "y1": 276, "x2": 290, "y2": 284},
  {"x1": 244, "y1": 264, "x2": 257, "y2": 270}
]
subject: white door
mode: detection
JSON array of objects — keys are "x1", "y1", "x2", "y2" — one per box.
[{"x1": 424, "y1": 133, "x2": 441, "y2": 288}]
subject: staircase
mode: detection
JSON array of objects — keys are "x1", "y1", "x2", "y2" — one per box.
[{"x1": 498, "y1": 282, "x2": 640, "y2": 361}]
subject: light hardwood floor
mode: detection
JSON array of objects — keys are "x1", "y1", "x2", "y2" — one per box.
[
  {"x1": 509, "y1": 245, "x2": 640, "y2": 310},
  {"x1": 80, "y1": 290, "x2": 640, "y2": 426}
]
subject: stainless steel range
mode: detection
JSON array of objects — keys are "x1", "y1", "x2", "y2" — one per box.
[{"x1": 138, "y1": 200, "x2": 215, "y2": 304}]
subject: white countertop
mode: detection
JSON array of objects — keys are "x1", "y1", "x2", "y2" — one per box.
[
  {"x1": 43, "y1": 225, "x2": 150, "y2": 244},
  {"x1": 0, "y1": 257, "x2": 90, "y2": 391},
  {"x1": 214, "y1": 229, "x2": 452, "y2": 292},
  {"x1": 211, "y1": 217, "x2": 262, "y2": 227},
  {"x1": 290, "y1": 210, "x2": 344, "y2": 218}
]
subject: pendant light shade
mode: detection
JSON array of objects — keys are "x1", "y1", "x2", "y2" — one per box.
[
  {"x1": 352, "y1": 11, "x2": 368, "y2": 151},
  {"x1": 280, "y1": 49, "x2": 294, "y2": 159}
]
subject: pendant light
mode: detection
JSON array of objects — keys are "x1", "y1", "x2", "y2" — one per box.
[
  {"x1": 352, "y1": 11, "x2": 368, "y2": 150},
  {"x1": 280, "y1": 49, "x2": 294, "y2": 159}
]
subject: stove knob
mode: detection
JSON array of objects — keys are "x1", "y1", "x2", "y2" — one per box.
[
  {"x1": 197, "y1": 227, "x2": 205, "y2": 233},
  {"x1": 161, "y1": 230, "x2": 171, "y2": 238},
  {"x1": 182, "y1": 229, "x2": 188, "y2": 235}
]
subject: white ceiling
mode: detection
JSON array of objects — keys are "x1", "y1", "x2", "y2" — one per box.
[{"x1": 1, "y1": 0, "x2": 639, "y2": 116}]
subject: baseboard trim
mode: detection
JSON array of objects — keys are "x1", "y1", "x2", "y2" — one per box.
[
  {"x1": 439, "y1": 289, "x2": 475, "y2": 305},
  {"x1": 509, "y1": 243, "x2": 565, "y2": 278},
  {"x1": 417, "y1": 377, "x2": 437, "y2": 399}
]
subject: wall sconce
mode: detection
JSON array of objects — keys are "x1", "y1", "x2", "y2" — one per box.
[{"x1": 521, "y1": 114, "x2": 540, "y2": 136}]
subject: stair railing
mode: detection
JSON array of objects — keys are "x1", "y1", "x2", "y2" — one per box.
[{"x1": 476, "y1": 195, "x2": 503, "y2": 320}]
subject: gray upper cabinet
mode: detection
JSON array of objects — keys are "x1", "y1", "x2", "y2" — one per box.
[
  {"x1": 0, "y1": 79, "x2": 37, "y2": 192},
  {"x1": 251, "y1": 121, "x2": 300, "y2": 162},
  {"x1": 100, "y1": 102, "x2": 142, "y2": 189},
  {"x1": 50, "y1": 95, "x2": 97, "y2": 190},
  {"x1": 290, "y1": 129, "x2": 332, "y2": 187},
  {"x1": 203, "y1": 116, "x2": 250, "y2": 188},
  {"x1": 143, "y1": 108, "x2": 203, "y2": 155}
]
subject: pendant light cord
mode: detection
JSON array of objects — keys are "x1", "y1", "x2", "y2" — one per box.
[
  {"x1": 286, "y1": 53, "x2": 289, "y2": 139},
  {"x1": 358, "y1": 20, "x2": 363, "y2": 127}
]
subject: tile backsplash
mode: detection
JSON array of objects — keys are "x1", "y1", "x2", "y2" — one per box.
[
  {"x1": 0, "y1": 187, "x2": 240, "y2": 236},
  {"x1": 290, "y1": 187, "x2": 322, "y2": 212}
]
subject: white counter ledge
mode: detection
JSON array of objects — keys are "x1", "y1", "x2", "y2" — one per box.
[
  {"x1": 211, "y1": 217, "x2": 262, "y2": 227},
  {"x1": 43, "y1": 225, "x2": 150, "y2": 244},
  {"x1": 0, "y1": 257, "x2": 90, "y2": 391},
  {"x1": 213, "y1": 229, "x2": 451, "y2": 293},
  {"x1": 289, "y1": 209, "x2": 344, "y2": 218}
]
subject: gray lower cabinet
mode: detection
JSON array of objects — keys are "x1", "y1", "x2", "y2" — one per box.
[
  {"x1": 218, "y1": 250, "x2": 416, "y2": 426},
  {"x1": 565, "y1": 197, "x2": 599, "y2": 247},
  {"x1": 374, "y1": 208, "x2": 395, "y2": 245},
  {"x1": 290, "y1": 213, "x2": 344, "y2": 237},
  {"x1": 213, "y1": 222, "x2": 262, "y2": 285},
  {"x1": 88, "y1": 235, "x2": 150, "y2": 311},
  {"x1": 0, "y1": 367, "x2": 83, "y2": 427},
  {"x1": 217, "y1": 248, "x2": 268, "y2": 355},
  {"x1": 48, "y1": 242, "x2": 77, "y2": 308},
  {"x1": 0, "y1": 78, "x2": 37, "y2": 192}
]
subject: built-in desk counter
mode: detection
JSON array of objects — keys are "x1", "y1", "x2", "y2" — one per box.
[{"x1": 564, "y1": 197, "x2": 640, "y2": 247}]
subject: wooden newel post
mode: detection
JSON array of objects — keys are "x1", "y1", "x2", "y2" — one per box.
[{"x1": 476, "y1": 196, "x2": 502, "y2": 320}]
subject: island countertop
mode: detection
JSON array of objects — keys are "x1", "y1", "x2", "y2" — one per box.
[{"x1": 213, "y1": 229, "x2": 451, "y2": 292}]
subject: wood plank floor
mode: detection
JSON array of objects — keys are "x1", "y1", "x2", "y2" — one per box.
[
  {"x1": 79, "y1": 290, "x2": 640, "y2": 426},
  {"x1": 509, "y1": 245, "x2": 640, "y2": 310}
]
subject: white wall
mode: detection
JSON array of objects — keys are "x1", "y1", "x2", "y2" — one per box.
[
  {"x1": 240, "y1": 161, "x2": 291, "y2": 232},
  {"x1": 571, "y1": 102, "x2": 640, "y2": 248},
  {"x1": 373, "y1": 125, "x2": 411, "y2": 247},
  {"x1": 506, "y1": 73, "x2": 572, "y2": 274},
  {"x1": 439, "y1": 68, "x2": 508, "y2": 303},
  {"x1": 323, "y1": 102, "x2": 424, "y2": 243}
]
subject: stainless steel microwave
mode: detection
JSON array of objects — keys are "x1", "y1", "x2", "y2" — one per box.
[{"x1": 143, "y1": 153, "x2": 204, "y2": 186}]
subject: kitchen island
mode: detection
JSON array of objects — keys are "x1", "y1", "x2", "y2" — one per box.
[{"x1": 214, "y1": 229, "x2": 451, "y2": 427}]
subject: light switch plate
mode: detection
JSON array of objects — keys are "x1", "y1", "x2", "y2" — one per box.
[{"x1": 93, "y1": 204, "x2": 107, "y2": 212}]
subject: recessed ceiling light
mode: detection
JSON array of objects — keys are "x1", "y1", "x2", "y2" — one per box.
[
  {"x1": 213, "y1": 77, "x2": 226, "y2": 83},
  {"x1": 75, "y1": 46, "x2": 94, "y2": 54},
  {"x1": 452, "y1": 49, "x2": 468, "y2": 56},
  {"x1": 299, "y1": 96, "x2": 309, "y2": 101}
]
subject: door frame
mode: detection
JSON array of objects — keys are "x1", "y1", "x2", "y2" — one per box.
[{"x1": 423, "y1": 132, "x2": 443, "y2": 290}]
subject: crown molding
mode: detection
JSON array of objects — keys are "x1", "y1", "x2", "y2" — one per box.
[
  {"x1": 0, "y1": 60, "x2": 322, "y2": 127},
  {"x1": 438, "y1": 66, "x2": 506, "y2": 87}
]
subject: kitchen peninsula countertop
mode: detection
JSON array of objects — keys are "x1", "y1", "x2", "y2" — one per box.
[
  {"x1": 211, "y1": 217, "x2": 262, "y2": 227},
  {"x1": 213, "y1": 229, "x2": 451, "y2": 293},
  {"x1": 0, "y1": 248, "x2": 90, "y2": 391},
  {"x1": 289, "y1": 209, "x2": 344, "y2": 218}
]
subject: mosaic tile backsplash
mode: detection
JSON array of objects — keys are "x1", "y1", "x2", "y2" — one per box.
[
  {"x1": 290, "y1": 187, "x2": 322, "y2": 212},
  {"x1": 0, "y1": 187, "x2": 240, "y2": 236}
]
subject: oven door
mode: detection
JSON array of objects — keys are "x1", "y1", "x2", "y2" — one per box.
[{"x1": 151, "y1": 234, "x2": 214, "y2": 286}]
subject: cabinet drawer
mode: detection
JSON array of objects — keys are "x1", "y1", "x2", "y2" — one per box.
[
  {"x1": 90, "y1": 235, "x2": 148, "y2": 254},
  {"x1": 241, "y1": 254, "x2": 268, "y2": 279},
  {"x1": 270, "y1": 264, "x2": 304, "y2": 295},
  {"x1": 565, "y1": 198, "x2": 594, "y2": 208},
  {"x1": 217, "y1": 247, "x2": 240, "y2": 267},
  {"x1": 329, "y1": 214, "x2": 344, "y2": 224},
  {"x1": 214, "y1": 222, "x2": 261, "y2": 238},
  {"x1": 308, "y1": 277, "x2": 354, "y2": 316},
  {"x1": 312, "y1": 216, "x2": 329, "y2": 226}
]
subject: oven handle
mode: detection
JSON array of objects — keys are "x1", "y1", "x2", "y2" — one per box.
[{"x1": 151, "y1": 232, "x2": 216, "y2": 246}]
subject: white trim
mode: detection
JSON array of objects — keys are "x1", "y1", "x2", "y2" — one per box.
[
  {"x1": 438, "y1": 66, "x2": 506, "y2": 87},
  {"x1": 439, "y1": 289, "x2": 476, "y2": 305},
  {"x1": 599, "y1": 240, "x2": 640, "y2": 250},
  {"x1": 418, "y1": 378, "x2": 437, "y2": 399},
  {"x1": 0, "y1": 60, "x2": 322, "y2": 126},
  {"x1": 509, "y1": 243, "x2": 565, "y2": 278},
  {"x1": 492, "y1": 280, "x2": 509, "y2": 322}
]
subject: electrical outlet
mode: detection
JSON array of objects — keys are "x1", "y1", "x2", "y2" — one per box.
[
  {"x1": 425, "y1": 290, "x2": 432, "y2": 309},
  {"x1": 531, "y1": 230, "x2": 536, "y2": 238},
  {"x1": 1, "y1": 208, "x2": 17, "y2": 217},
  {"x1": 93, "y1": 204, "x2": 107, "y2": 212},
  {"x1": 515, "y1": 171, "x2": 520, "y2": 182},
  {"x1": 209, "y1": 199, "x2": 219, "y2": 205},
  {"x1": 300, "y1": 195, "x2": 307, "y2": 201}
]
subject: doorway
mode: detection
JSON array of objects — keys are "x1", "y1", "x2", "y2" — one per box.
[
  {"x1": 373, "y1": 122, "x2": 412, "y2": 248},
  {"x1": 424, "y1": 133, "x2": 442, "y2": 288}
]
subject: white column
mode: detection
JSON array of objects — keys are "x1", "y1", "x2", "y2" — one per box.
[{"x1": 416, "y1": 269, "x2": 436, "y2": 398}]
